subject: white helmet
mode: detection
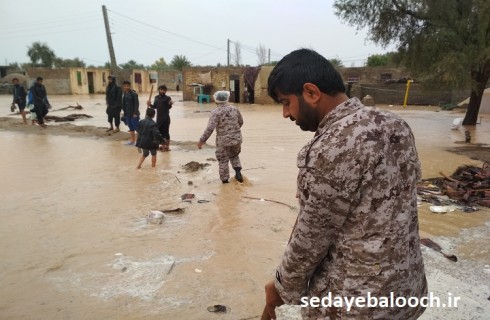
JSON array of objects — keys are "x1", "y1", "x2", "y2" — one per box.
[{"x1": 213, "y1": 91, "x2": 230, "y2": 104}]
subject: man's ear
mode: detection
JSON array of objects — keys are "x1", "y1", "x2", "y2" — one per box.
[{"x1": 302, "y1": 83, "x2": 321, "y2": 105}]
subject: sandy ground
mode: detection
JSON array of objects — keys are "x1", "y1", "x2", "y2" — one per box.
[{"x1": 0, "y1": 93, "x2": 489, "y2": 320}]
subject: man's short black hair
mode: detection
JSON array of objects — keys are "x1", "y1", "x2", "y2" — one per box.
[
  {"x1": 146, "y1": 107, "x2": 155, "y2": 118},
  {"x1": 158, "y1": 85, "x2": 167, "y2": 91},
  {"x1": 267, "y1": 48, "x2": 345, "y2": 102},
  {"x1": 122, "y1": 80, "x2": 131, "y2": 85},
  {"x1": 36, "y1": 76, "x2": 43, "y2": 81},
  {"x1": 12, "y1": 78, "x2": 18, "y2": 82}
]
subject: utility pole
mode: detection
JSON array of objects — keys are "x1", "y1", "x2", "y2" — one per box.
[
  {"x1": 268, "y1": 48, "x2": 271, "y2": 64},
  {"x1": 102, "y1": 5, "x2": 118, "y2": 79},
  {"x1": 227, "y1": 39, "x2": 230, "y2": 67}
]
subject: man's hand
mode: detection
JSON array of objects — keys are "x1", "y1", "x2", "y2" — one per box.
[
  {"x1": 197, "y1": 141, "x2": 204, "y2": 149},
  {"x1": 146, "y1": 100, "x2": 151, "y2": 107},
  {"x1": 263, "y1": 281, "x2": 284, "y2": 320}
]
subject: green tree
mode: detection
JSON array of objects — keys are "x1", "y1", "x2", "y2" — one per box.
[
  {"x1": 119, "y1": 60, "x2": 145, "y2": 70},
  {"x1": 170, "y1": 55, "x2": 191, "y2": 71},
  {"x1": 150, "y1": 57, "x2": 168, "y2": 70},
  {"x1": 366, "y1": 52, "x2": 402, "y2": 67},
  {"x1": 366, "y1": 54, "x2": 389, "y2": 67},
  {"x1": 263, "y1": 61, "x2": 279, "y2": 66},
  {"x1": 54, "y1": 57, "x2": 86, "y2": 68},
  {"x1": 329, "y1": 58, "x2": 344, "y2": 68},
  {"x1": 334, "y1": 0, "x2": 490, "y2": 125},
  {"x1": 8, "y1": 62, "x2": 22, "y2": 71},
  {"x1": 27, "y1": 42, "x2": 56, "y2": 67}
]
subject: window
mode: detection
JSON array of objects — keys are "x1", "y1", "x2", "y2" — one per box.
[
  {"x1": 77, "y1": 71, "x2": 82, "y2": 86},
  {"x1": 380, "y1": 73, "x2": 392, "y2": 81}
]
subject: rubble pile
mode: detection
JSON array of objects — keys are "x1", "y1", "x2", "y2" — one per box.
[{"x1": 418, "y1": 162, "x2": 490, "y2": 208}]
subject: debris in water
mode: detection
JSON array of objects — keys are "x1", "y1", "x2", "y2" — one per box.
[
  {"x1": 207, "y1": 304, "x2": 230, "y2": 313},
  {"x1": 157, "y1": 208, "x2": 185, "y2": 214},
  {"x1": 451, "y1": 118, "x2": 463, "y2": 130},
  {"x1": 166, "y1": 261, "x2": 176, "y2": 275},
  {"x1": 420, "y1": 238, "x2": 457, "y2": 262},
  {"x1": 56, "y1": 103, "x2": 83, "y2": 110},
  {"x1": 242, "y1": 195, "x2": 296, "y2": 210},
  {"x1": 44, "y1": 114, "x2": 93, "y2": 122},
  {"x1": 417, "y1": 162, "x2": 490, "y2": 208},
  {"x1": 146, "y1": 211, "x2": 165, "y2": 224},
  {"x1": 429, "y1": 205, "x2": 456, "y2": 213},
  {"x1": 181, "y1": 193, "x2": 195, "y2": 202},
  {"x1": 182, "y1": 161, "x2": 210, "y2": 172}
]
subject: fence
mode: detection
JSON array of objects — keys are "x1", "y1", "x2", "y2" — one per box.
[{"x1": 351, "y1": 83, "x2": 469, "y2": 106}]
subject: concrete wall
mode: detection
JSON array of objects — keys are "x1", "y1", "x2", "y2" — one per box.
[
  {"x1": 156, "y1": 70, "x2": 181, "y2": 90},
  {"x1": 254, "y1": 66, "x2": 275, "y2": 105},
  {"x1": 26, "y1": 67, "x2": 72, "y2": 94},
  {"x1": 351, "y1": 83, "x2": 470, "y2": 105},
  {"x1": 69, "y1": 68, "x2": 109, "y2": 95},
  {"x1": 338, "y1": 66, "x2": 408, "y2": 83},
  {"x1": 252, "y1": 66, "x2": 470, "y2": 106},
  {"x1": 22, "y1": 68, "x2": 181, "y2": 95},
  {"x1": 252, "y1": 66, "x2": 410, "y2": 105},
  {"x1": 182, "y1": 66, "x2": 247, "y2": 102},
  {"x1": 17, "y1": 66, "x2": 480, "y2": 108},
  {"x1": 480, "y1": 88, "x2": 490, "y2": 114},
  {"x1": 114, "y1": 69, "x2": 181, "y2": 95}
]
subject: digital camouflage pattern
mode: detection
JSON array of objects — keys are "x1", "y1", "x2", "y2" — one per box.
[
  {"x1": 216, "y1": 144, "x2": 242, "y2": 181},
  {"x1": 200, "y1": 104, "x2": 244, "y2": 181},
  {"x1": 199, "y1": 104, "x2": 243, "y2": 147},
  {"x1": 275, "y1": 98, "x2": 427, "y2": 319}
]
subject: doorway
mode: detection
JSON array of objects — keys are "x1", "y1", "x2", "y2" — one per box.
[
  {"x1": 87, "y1": 72, "x2": 95, "y2": 94},
  {"x1": 229, "y1": 74, "x2": 240, "y2": 103}
]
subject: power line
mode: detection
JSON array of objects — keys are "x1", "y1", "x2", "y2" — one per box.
[
  {"x1": 108, "y1": 9, "x2": 224, "y2": 52},
  {"x1": 0, "y1": 11, "x2": 100, "y2": 30},
  {"x1": 0, "y1": 25, "x2": 102, "y2": 40}
]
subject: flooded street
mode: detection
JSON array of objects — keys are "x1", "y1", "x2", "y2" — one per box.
[{"x1": 0, "y1": 93, "x2": 489, "y2": 319}]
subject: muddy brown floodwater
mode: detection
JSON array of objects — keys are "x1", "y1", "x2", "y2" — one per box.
[{"x1": 0, "y1": 93, "x2": 489, "y2": 320}]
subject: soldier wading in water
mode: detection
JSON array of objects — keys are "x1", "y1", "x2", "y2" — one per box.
[{"x1": 197, "y1": 91, "x2": 244, "y2": 183}]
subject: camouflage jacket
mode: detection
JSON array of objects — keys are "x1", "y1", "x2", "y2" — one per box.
[
  {"x1": 275, "y1": 98, "x2": 427, "y2": 319},
  {"x1": 199, "y1": 104, "x2": 243, "y2": 147}
]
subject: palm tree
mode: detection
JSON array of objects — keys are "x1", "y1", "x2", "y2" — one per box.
[{"x1": 170, "y1": 55, "x2": 191, "y2": 71}]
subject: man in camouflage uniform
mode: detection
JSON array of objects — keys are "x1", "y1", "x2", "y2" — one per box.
[
  {"x1": 197, "y1": 91, "x2": 244, "y2": 183},
  {"x1": 263, "y1": 49, "x2": 427, "y2": 319}
]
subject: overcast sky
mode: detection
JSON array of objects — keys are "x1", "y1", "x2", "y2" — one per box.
[{"x1": 0, "y1": 0, "x2": 395, "y2": 68}]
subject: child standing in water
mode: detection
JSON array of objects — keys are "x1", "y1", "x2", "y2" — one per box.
[{"x1": 135, "y1": 108, "x2": 163, "y2": 169}]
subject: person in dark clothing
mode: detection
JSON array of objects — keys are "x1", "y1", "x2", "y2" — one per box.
[
  {"x1": 12, "y1": 78, "x2": 27, "y2": 124},
  {"x1": 121, "y1": 80, "x2": 140, "y2": 145},
  {"x1": 105, "y1": 75, "x2": 122, "y2": 133},
  {"x1": 147, "y1": 85, "x2": 173, "y2": 151},
  {"x1": 136, "y1": 108, "x2": 163, "y2": 169},
  {"x1": 30, "y1": 77, "x2": 49, "y2": 128}
]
